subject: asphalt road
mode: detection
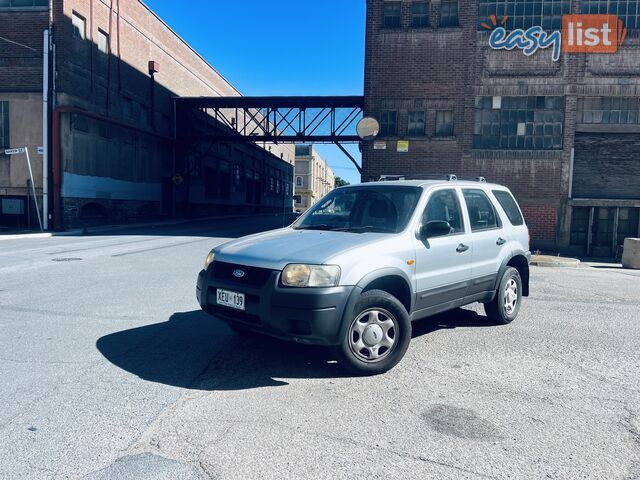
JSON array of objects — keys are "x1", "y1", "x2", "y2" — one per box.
[{"x1": 0, "y1": 216, "x2": 639, "y2": 479}]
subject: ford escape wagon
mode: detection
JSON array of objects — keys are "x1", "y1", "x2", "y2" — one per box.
[{"x1": 196, "y1": 177, "x2": 531, "y2": 375}]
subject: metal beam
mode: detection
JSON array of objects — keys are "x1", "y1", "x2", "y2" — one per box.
[
  {"x1": 176, "y1": 96, "x2": 364, "y2": 109},
  {"x1": 334, "y1": 142, "x2": 362, "y2": 174},
  {"x1": 179, "y1": 134, "x2": 362, "y2": 144},
  {"x1": 176, "y1": 96, "x2": 364, "y2": 144}
]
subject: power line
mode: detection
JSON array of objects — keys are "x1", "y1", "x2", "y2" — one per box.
[{"x1": 0, "y1": 35, "x2": 38, "y2": 53}]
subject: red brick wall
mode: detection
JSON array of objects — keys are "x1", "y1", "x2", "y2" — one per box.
[
  {"x1": 0, "y1": 9, "x2": 48, "y2": 92},
  {"x1": 521, "y1": 205, "x2": 558, "y2": 244}
]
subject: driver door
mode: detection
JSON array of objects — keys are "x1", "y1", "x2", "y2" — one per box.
[{"x1": 413, "y1": 188, "x2": 472, "y2": 316}]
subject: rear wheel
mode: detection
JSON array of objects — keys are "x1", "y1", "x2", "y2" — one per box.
[
  {"x1": 335, "y1": 289, "x2": 411, "y2": 375},
  {"x1": 484, "y1": 267, "x2": 522, "y2": 325}
]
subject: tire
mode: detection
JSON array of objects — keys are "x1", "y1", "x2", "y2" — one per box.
[
  {"x1": 335, "y1": 289, "x2": 411, "y2": 376},
  {"x1": 484, "y1": 267, "x2": 523, "y2": 325}
]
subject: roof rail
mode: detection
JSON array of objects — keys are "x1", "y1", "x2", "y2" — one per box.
[
  {"x1": 455, "y1": 176, "x2": 487, "y2": 183},
  {"x1": 378, "y1": 175, "x2": 406, "y2": 181},
  {"x1": 378, "y1": 174, "x2": 487, "y2": 183}
]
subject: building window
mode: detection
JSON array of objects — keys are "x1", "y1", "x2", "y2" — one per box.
[
  {"x1": 474, "y1": 96, "x2": 564, "y2": 150},
  {"x1": 204, "y1": 166, "x2": 219, "y2": 199},
  {"x1": 296, "y1": 176, "x2": 303, "y2": 187},
  {"x1": 412, "y1": 2, "x2": 430, "y2": 28},
  {"x1": 0, "y1": 0, "x2": 48, "y2": 7},
  {"x1": 97, "y1": 29, "x2": 109, "y2": 54},
  {"x1": 582, "y1": 1, "x2": 640, "y2": 30},
  {"x1": 408, "y1": 111, "x2": 426, "y2": 136},
  {"x1": 577, "y1": 97, "x2": 640, "y2": 125},
  {"x1": 140, "y1": 104, "x2": 150, "y2": 125},
  {"x1": 234, "y1": 164, "x2": 244, "y2": 190},
  {"x1": 379, "y1": 110, "x2": 398, "y2": 137},
  {"x1": 72, "y1": 12, "x2": 86, "y2": 40},
  {"x1": 440, "y1": 0, "x2": 459, "y2": 27},
  {"x1": 478, "y1": 0, "x2": 570, "y2": 31},
  {"x1": 72, "y1": 114, "x2": 89, "y2": 133},
  {"x1": 383, "y1": 2, "x2": 402, "y2": 28},
  {"x1": 122, "y1": 97, "x2": 133, "y2": 120},
  {"x1": 295, "y1": 145, "x2": 312, "y2": 157},
  {"x1": 0, "y1": 102, "x2": 8, "y2": 149},
  {"x1": 435, "y1": 110, "x2": 454, "y2": 137}
]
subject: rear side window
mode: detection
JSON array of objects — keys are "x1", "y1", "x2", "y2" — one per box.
[
  {"x1": 463, "y1": 189, "x2": 499, "y2": 231},
  {"x1": 493, "y1": 190, "x2": 524, "y2": 226}
]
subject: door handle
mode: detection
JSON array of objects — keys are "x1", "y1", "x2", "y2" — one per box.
[
  {"x1": 456, "y1": 243, "x2": 470, "y2": 253},
  {"x1": 496, "y1": 237, "x2": 507, "y2": 246}
]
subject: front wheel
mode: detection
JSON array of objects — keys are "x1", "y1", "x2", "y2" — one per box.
[
  {"x1": 335, "y1": 289, "x2": 411, "y2": 375},
  {"x1": 484, "y1": 267, "x2": 523, "y2": 325}
]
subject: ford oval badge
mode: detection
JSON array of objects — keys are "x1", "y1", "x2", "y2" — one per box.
[{"x1": 233, "y1": 269, "x2": 245, "y2": 278}]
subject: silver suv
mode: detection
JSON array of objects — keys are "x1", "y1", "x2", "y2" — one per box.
[{"x1": 197, "y1": 178, "x2": 531, "y2": 375}]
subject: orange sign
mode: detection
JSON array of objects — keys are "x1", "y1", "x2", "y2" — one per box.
[{"x1": 562, "y1": 14, "x2": 627, "y2": 54}]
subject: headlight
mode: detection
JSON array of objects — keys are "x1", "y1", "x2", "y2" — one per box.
[
  {"x1": 204, "y1": 251, "x2": 215, "y2": 270},
  {"x1": 282, "y1": 264, "x2": 341, "y2": 287}
]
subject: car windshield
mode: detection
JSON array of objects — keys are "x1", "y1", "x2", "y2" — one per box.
[{"x1": 292, "y1": 186, "x2": 422, "y2": 233}]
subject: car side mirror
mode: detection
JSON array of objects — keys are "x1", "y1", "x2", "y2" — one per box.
[{"x1": 420, "y1": 220, "x2": 453, "y2": 240}]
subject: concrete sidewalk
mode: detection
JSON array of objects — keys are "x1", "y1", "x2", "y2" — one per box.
[
  {"x1": 530, "y1": 254, "x2": 582, "y2": 268},
  {"x1": 0, "y1": 213, "x2": 296, "y2": 241}
]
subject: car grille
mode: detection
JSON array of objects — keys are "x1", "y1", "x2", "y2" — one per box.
[{"x1": 211, "y1": 261, "x2": 274, "y2": 288}]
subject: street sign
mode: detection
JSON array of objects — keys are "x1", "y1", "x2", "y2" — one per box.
[
  {"x1": 397, "y1": 141, "x2": 409, "y2": 153},
  {"x1": 4, "y1": 148, "x2": 26, "y2": 155}
]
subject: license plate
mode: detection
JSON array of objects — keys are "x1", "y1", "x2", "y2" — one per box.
[{"x1": 216, "y1": 289, "x2": 245, "y2": 311}]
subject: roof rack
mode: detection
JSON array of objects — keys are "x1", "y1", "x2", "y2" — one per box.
[
  {"x1": 377, "y1": 175, "x2": 406, "y2": 181},
  {"x1": 378, "y1": 174, "x2": 487, "y2": 183}
]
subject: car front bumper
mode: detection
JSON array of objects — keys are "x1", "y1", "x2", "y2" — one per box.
[{"x1": 196, "y1": 268, "x2": 359, "y2": 346}]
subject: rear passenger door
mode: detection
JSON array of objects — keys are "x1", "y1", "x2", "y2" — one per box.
[{"x1": 462, "y1": 189, "x2": 509, "y2": 297}]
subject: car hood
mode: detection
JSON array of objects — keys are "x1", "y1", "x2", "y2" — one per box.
[{"x1": 214, "y1": 227, "x2": 390, "y2": 270}]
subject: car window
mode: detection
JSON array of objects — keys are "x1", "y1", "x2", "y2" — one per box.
[
  {"x1": 462, "y1": 189, "x2": 499, "y2": 231},
  {"x1": 492, "y1": 190, "x2": 524, "y2": 226},
  {"x1": 292, "y1": 186, "x2": 422, "y2": 233},
  {"x1": 423, "y1": 189, "x2": 463, "y2": 234}
]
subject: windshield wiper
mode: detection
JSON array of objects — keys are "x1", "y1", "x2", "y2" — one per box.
[
  {"x1": 294, "y1": 224, "x2": 338, "y2": 231},
  {"x1": 335, "y1": 226, "x2": 394, "y2": 233}
]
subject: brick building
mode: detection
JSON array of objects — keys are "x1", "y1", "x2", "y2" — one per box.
[
  {"x1": 0, "y1": 0, "x2": 294, "y2": 231},
  {"x1": 363, "y1": 0, "x2": 640, "y2": 257}
]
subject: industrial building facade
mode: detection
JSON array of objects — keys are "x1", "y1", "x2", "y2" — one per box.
[
  {"x1": 363, "y1": 0, "x2": 640, "y2": 257},
  {"x1": 0, "y1": 0, "x2": 294, "y2": 231}
]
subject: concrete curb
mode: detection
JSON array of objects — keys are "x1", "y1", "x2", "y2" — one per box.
[
  {"x1": 530, "y1": 255, "x2": 582, "y2": 268},
  {"x1": 0, "y1": 213, "x2": 294, "y2": 241}
]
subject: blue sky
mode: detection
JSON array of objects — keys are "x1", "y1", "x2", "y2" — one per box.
[{"x1": 145, "y1": 0, "x2": 366, "y2": 184}]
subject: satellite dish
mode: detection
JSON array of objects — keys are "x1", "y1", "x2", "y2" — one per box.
[{"x1": 356, "y1": 117, "x2": 380, "y2": 141}]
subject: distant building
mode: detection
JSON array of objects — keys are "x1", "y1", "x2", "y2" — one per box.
[
  {"x1": 0, "y1": 0, "x2": 294, "y2": 231},
  {"x1": 294, "y1": 145, "x2": 335, "y2": 212}
]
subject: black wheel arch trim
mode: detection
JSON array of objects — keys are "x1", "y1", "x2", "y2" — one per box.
[
  {"x1": 355, "y1": 267, "x2": 415, "y2": 313},
  {"x1": 495, "y1": 250, "x2": 530, "y2": 297},
  {"x1": 336, "y1": 268, "x2": 414, "y2": 344}
]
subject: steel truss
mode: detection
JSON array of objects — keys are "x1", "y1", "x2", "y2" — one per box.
[{"x1": 176, "y1": 96, "x2": 364, "y2": 144}]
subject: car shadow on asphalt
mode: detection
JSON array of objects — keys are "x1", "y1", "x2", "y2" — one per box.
[{"x1": 96, "y1": 308, "x2": 495, "y2": 391}]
